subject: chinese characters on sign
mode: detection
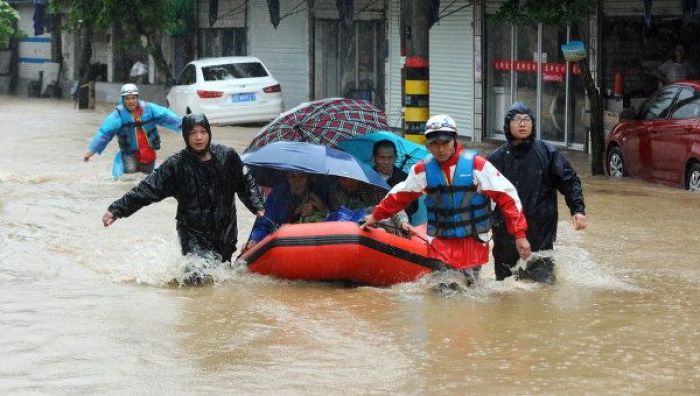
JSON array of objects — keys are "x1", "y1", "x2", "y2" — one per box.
[{"x1": 493, "y1": 59, "x2": 581, "y2": 83}]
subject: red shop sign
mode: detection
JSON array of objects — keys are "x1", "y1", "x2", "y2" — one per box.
[{"x1": 493, "y1": 59, "x2": 581, "y2": 75}]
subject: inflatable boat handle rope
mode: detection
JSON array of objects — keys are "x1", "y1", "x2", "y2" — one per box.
[{"x1": 357, "y1": 219, "x2": 430, "y2": 245}]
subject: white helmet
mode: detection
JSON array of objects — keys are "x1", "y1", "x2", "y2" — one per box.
[
  {"x1": 120, "y1": 83, "x2": 139, "y2": 97},
  {"x1": 424, "y1": 114, "x2": 458, "y2": 142}
]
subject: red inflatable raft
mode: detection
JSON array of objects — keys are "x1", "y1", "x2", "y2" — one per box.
[{"x1": 239, "y1": 221, "x2": 441, "y2": 286}]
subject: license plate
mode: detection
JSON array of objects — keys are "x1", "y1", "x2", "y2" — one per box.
[{"x1": 232, "y1": 93, "x2": 256, "y2": 103}]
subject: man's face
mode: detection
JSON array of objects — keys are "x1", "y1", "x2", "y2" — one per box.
[
  {"x1": 509, "y1": 114, "x2": 534, "y2": 141},
  {"x1": 287, "y1": 172, "x2": 309, "y2": 195},
  {"x1": 426, "y1": 138, "x2": 455, "y2": 162},
  {"x1": 123, "y1": 95, "x2": 139, "y2": 111},
  {"x1": 187, "y1": 125, "x2": 210, "y2": 153},
  {"x1": 373, "y1": 146, "x2": 397, "y2": 176}
]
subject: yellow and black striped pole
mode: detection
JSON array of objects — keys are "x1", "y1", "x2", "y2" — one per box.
[{"x1": 404, "y1": 56, "x2": 429, "y2": 145}]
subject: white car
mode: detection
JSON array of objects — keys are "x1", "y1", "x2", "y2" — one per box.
[{"x1": 166, "y1": 56, "x2": 283, "y2": 125}]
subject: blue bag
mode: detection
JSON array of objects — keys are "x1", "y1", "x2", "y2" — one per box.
[{"x1": 325, "y1": 206, "x2": 366, "y2": 223}]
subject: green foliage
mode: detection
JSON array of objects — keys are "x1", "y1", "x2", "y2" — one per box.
[
  {"x1": 165, "y1": 0, "x2": 196, "y2": 37},
  {"x1": 491, "y1": 0, "x2": 597, "y2": 26},
  {"x1": 99, "y1": 0, "x2": 194, "y2": 40},
  {"x1": 51, "y1": 0, "x2": 105, "y2": 31},
  {"x1": 0, "y1": 0, "x2": 20, "y2": 48},
  {"x1": 97, "y1": 0, "x2": 187, "y2": 80},
  {"x1": 51, "y1": 0, "x2": 193, "y2": 40},
  {"x1": 52, "y1": 0, "x2": 192, "y2": 81}
]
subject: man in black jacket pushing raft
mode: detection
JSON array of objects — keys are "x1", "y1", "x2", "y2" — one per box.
[
  {"x1": 102, "y1": 114, "x2": 265, "y2": 282},
  {"x1": 488, "y1": 102, "x2": 587, "y2": 284}
]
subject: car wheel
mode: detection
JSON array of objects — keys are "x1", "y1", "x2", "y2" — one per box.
[
  {"x1": 608, "y1": 147, "x2": 625, "y2": 177},
  {"x1": 686, "y1": 163, "x2": 700, "y2": 192}
]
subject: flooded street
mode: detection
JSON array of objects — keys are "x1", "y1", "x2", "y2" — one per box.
[{"x1": 1, "y1": 96, "x2": 699, "y2": 393}]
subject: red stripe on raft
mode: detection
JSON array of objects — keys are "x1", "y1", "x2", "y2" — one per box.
[{"x1": 249, "y1": 243, "x2": 430, "y2": 286}]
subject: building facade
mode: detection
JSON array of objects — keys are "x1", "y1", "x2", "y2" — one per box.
[
  {"x1": 6, "y1": 0, "x2": 56, "y2": 97},
  {"x1": 481, "y1": 0, "x2": 699, "y2": 151},
  {"x1": 6, "y1": 1, "x2": 697, "y2": 153}
]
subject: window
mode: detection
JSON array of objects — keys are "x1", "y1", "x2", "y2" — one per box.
[
  {"x1": 670, "y1": 88, "x2": 700, "y2": 119},
  {"x1": 201, "y1": 62, "x2": 268, "y2": 81},
  {"x1": 484, "y1": 21, "x2": 587, "y2": 146},
  {"x1": 639, "y1": 87, "x2": 679, "y2": 119},
  {"x1": 180, "y1": 65, "x2": 196, "y2": 85},
  {"x1": 485, "y1": 22, "x2": 513, "y2": 135}
]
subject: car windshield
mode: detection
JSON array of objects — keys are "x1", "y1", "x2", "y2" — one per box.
[{"x1": 201, "y1": 62, "x2": 268, "y2": 81}]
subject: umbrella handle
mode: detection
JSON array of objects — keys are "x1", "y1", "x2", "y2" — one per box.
[{"x1": 398, "y1": 154, "x2": 410, "y2": 171}]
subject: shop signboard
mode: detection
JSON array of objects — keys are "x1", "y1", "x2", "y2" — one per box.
[{"x1": 493, "y1": 59, "x2": 580, "y2": 81}]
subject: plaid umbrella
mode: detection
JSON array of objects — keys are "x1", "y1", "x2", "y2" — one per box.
[{"x1": 246, "y1": 97, "x2": 390, "y2": 152}]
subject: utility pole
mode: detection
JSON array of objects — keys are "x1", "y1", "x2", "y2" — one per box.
[
  {"x1": 403, "y1": 0, "x2": 430, "y2": 144},
  {"x1": 77, "y1": 23, "x2": 93, "y2": 109}
]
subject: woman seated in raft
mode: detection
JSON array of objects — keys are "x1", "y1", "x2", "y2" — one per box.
[
  {"x1": 328, "y1": 176, "x2": 412, "y2": 236},
  {"x1": 244, "y1": 171, "x2": 329, "y2": 251}
]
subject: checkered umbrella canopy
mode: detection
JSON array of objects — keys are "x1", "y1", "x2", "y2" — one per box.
[{"x1": 246, "y1": 98, "x2": 390, "y2": 152}]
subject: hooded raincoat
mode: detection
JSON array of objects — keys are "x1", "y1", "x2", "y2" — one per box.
[
  {"x1": 88, "y1": 99, "x2": 181, "y2": 176},
  {"x1": 487, "y1": 102, "x2": 586, "y2": 280},
  {"x1": 107, "y1": 114, "x2": 264, "y2": 262}
]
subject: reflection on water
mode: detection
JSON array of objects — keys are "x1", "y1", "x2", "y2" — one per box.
[{"x1": 1, "y1": 97, "x2": 699, "y2": 393}]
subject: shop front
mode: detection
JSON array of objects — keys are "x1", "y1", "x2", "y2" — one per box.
[
  {"x1": 313, "y1": 0, "x2": 386, "y2": 109},
  {"x1": 247, "y1": 0, "x2": 388, "y2": 112},
  {"x1": 247, "y1": 0, "x2": 310, "y2": 111},
  {"x1": 384, "y1": 0, "x2": 476, "y2": 138},
  {"x1": 484, "y1": 1, "x2": 700, "y2": 152},
  {"x1": 600, "y1": 1, "x2": 700, "y2": 114},
  {"x1": 484, "y1": 19, "x2": 589, "y2": 150}
]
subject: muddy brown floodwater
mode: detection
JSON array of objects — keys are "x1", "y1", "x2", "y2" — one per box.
[{"x1": 1, "y1": 96, "x2": 699, "y2": 393}]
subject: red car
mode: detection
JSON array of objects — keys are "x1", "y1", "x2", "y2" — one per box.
[{"x1": 606, "y1": 80, "x2": 700, "y2": 191}]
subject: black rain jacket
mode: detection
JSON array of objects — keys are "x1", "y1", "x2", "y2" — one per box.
[
  {"x1": 487, "y1": 139, "x2": 585, "y2": 250},
  {"x1": 108, "y1": 143, "x2": 264, "y2": 261}
]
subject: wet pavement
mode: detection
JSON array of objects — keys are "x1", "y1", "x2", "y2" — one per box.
[{"x1": 1, "y1": 96, "x2": 699, "y2": 393}]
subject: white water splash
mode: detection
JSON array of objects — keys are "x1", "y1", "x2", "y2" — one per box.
[
  {"x1": 389, "y1": 229, "x2": 638, "y2": 299},
  {"x1": 84, "y1": 235, "x2": 289, "y2": 288}
]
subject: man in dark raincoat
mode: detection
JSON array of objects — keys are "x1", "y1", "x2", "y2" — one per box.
[
  {"x1": 102, "y1": 113, "x2": 265, "y2": 263},
  {"x1": 84, "y1": 83, "x2": 181, "y2": 177},
  {"x1": 487, "y1": 102, "x2": 587, "y2": 281}
]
